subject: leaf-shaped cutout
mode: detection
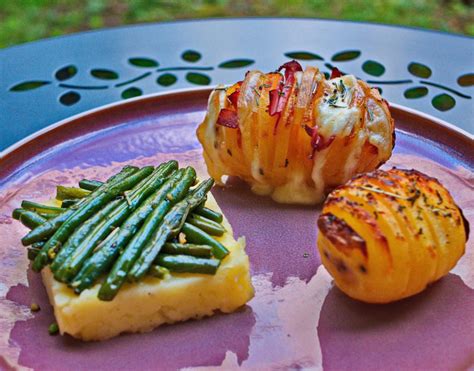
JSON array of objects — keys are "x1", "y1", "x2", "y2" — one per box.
[
  {"x1": 284, "y1": 51, "x2": 323, "y2": 60},
  {"x1": 457, "y1": 73, "x2": 474, "y2": 87},
  {"x1": 157, "y1": 73, "x2": 177, "y2": 87},
  {"x1": 186, "y1": 72, "x2": 211, "y2": 85},
  {"x1": 91, "y1": 69, "x2": 119, "y2": 80},
  {"x1": 181, "y1": 50, "x2": 201, "y2": 63},
  {"x1": 121, "y1": 87, "x2": 142, "y2": 99},
  {"x1": 59, "y1": 91, "x2": 80, "y2": 106},
  {"x1": 362, "y1": 60, "x2": 385, "y2": 77},
  {"x1": 10, "y1": 81, "x2": 50, "y2": 92},
  {"x1": 331, "y1": 50, "x2": 361, "y2": 62},
  {"x1": 432, "y1": 94, "x2": 455, "y2": 111},
  {"x1": 128, "y1": 57, "x2": 159, "y2": 68},
  {"x1": 218, "y1": 59, "x2": 254, "y2": 69},
  {"x1": 408, "y1": 62, "x2": 432, "y2": 78},
  {"x1": 323, "y1": 72, "x2": 330, "y2": 79},
  {"x1": 404, "y1": 86, "x2": 428, "y2": 99},
  {"x1": 55, "y1": 65, "x2": 77, "y2": 81}
]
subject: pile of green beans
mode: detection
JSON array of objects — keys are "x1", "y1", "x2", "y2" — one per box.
[{"x1": 13, "y1": 161, "x2": 229, "y2": 301}]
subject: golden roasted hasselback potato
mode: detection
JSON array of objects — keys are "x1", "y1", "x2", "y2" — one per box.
[
  {"x1": 317, "y1": 168, "x2": 469, "y2": 303},
  {"x1": 197, "y1": 61, "x2": 395, "y2": 204}
]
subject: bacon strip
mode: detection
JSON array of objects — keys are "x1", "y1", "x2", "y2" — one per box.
[
  {"x1": 268, "y1": 89, "x2": 280, "y2": 116},
  {"x1": 330, "y1": 67, "x2": 343, "y2": 79},
  {"x1": 228, "y1": 90, "x2": 240, "y2": 109},
  {"x1": 268, "y1": 60, "x2": 303, "y2": 132},
  {"x1": 269, "y1": 60, "x2": 304, "y2": 117},
  {"x1": 304, "y1": 125, "x2": 335, "y2": 157},
  {"x1": 217, "y1": 109, "x2": 239, "y2": 128}
]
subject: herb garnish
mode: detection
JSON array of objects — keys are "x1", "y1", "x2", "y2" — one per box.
[
  {"x1": 325, "y1": 80, "x2": 348, "y2": 108},
  {"x1": 367, "y1": 107, "x2": 374, "y2": 121},
  {"x1": 359, "y1": 186, "x2": 408, "y2": 200}
]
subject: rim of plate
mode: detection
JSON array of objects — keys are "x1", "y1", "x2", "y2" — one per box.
[{"x1": 1, "y1": 86, "x2": 472, "y2": 161}]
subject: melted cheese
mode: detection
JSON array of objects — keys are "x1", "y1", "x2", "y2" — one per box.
[{"x1": 273, "y1": 171, "x2": 324, "y2": 204}]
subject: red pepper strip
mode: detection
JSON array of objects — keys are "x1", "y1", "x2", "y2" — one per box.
[
  {"x1": 228, "y1": 90, "x2": 240, "y2": 109},
  {"x1": 304, "y1": 125, "x2": 335, "y2": 157},
  {"x1": 330, "y1": 67, "x2": 343, "y2": 79},
  {"x1": 217, "y1": 109, "x2": 239, "y2": 129}
]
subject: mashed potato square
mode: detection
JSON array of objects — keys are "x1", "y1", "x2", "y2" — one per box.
[{"x1": 41, "y1": 193, "x2": 254, "y2": 341}]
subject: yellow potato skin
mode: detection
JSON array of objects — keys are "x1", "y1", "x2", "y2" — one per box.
[{"x1": 317, "y1": 168, "x2": 469, "y2": 303}]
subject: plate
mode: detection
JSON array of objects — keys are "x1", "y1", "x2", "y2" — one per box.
[{"x1": 1, "y1": 88, "x2": 473, "y2": 370}]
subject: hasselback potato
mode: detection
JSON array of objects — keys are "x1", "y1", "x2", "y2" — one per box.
[
  {"x1": 317, "y1": 168, "x2": 469, "y2": 303},
  {"x1": 197, "y1": 61, "x2": 394, "y2": 204}
]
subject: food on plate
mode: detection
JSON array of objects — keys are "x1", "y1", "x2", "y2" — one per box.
[
  {"x1": 197, "y1": 61, "x2": 394, "y2": 204},
  {"x1": 317, "y1": 168, "x2": 469, "y2": 303},
  {"x1": 14, "y1": 161, "x2": 254, "y2": 340}
]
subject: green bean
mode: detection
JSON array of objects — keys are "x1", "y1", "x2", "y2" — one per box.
[
  {"x1": 50, "y1": 198, "x2": 123, "y2": 280},
  {"x1": 21, "y1": 166, "x2": 139, "y2": 246},
  {"x1": 186, "y1": 213, "x2": 225, "y2": 236},
  {"x1": 61, "y1": 199, "x2": 78, "y2": 208},
  {"x1": 97, "y1": 167, "x2": 196, "y2": 300},
  {"x1": 155, "y1": 254, "x2": 220, "y2": 274},
  {"x1": 126, "y1": 178, "x2": 214, "y2": 284},
  {"x1": 32, "y1": 166, "x2": 153, "y2": 272},
  {"x1": 105, "y1": 166, "x2": 139, "y2": 182},
  {"x1": 12, "y1": 207, "x2": 47, "y2": 229},
  {"x1": 28, "y1": 247, "x2": 39, "y2": 261},
  {"x1": 21, "y1": 212, "x2": 70, "y2": 246},
  {"x1": 27, "y1": 242, "x2": 44, "y2": 260},
  {"x1": 21, "y1": 201, "x2": 65, "y2": 215},
  {"x1": 180, "y1": 222, "x2": 229, "y2": 260},
  {"x1": 71, "y1": 168, "x2": 191, "y2": 294},
  {"x1": 12, "y1": 208, "x2": 24, "y2": 220},
  {"x1": 148, "y1": 265, "x2": 169, "y2": 278},
  {"x1": 56, "y1": 186, "x2": 90, "y2": 201},
  {"x1": 195, "y1": 205, "x2": 223, "y2": 223},
  {"x1": 78, "y1": 179, "x2": 102, "y2": 191},
  {"x1": 162, "y1": 243, "x2": 212, "y2": 258},
  {"x1": 54, "y1": 161, "x2": 177, "y2": 282},
  {"x1": 19, "y1": 211, "x2": 47, "y2": 229}
]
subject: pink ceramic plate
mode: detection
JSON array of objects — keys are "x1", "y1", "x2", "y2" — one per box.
[{"x1": 1, "y1": 88, "x2": 473, "y2": 370}]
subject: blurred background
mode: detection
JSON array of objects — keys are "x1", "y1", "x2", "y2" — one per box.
[{"x1": 1, "y1": 0, "x2": 473, "y2": 48}]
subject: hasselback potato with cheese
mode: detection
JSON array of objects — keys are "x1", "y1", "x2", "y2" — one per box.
[
  {"x1": 317, "y1": 168, "x2": 469, "y2": 303},
  {"x1": 197, "y1": 61, "x2": 394, "y2": 204}
]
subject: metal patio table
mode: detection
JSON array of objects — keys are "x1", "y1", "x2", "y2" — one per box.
[{"x1": 0, "y1": 18, "x2": 473, "y2": 152}]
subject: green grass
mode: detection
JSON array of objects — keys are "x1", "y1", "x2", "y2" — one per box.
[{"x1": 1, "y1": 0, "x2": 473, "y2": 49}]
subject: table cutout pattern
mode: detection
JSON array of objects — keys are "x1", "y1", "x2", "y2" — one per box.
[
  {"x1": 8, "y1": 49, "x2": 255, "y2": 107},
  {"x1": 286, "y1": 50, "x2": 472, "y2": 112},
  {"x1": 7, "y1": 48, "x2": 472, "y2": 113}
]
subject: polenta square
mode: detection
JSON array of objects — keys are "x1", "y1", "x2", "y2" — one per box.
[{"x1": 41, "y1": 193, "x2": 254, "y2": 341}]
